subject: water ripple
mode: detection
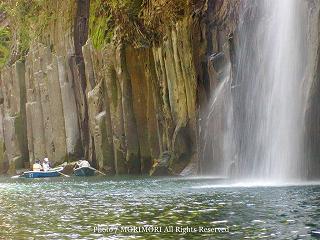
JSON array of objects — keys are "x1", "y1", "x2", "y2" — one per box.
[{"x1": 0, "y1": 177, "x2": 319, "y2": 239}]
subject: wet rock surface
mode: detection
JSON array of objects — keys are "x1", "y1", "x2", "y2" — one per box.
[{"x1": 149, "y1": 151, "x2": 174, "y2": 176}]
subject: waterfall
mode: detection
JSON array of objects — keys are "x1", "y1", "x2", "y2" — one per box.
[{"x1": 205, "y1": 0, "x2": 319, "y2": 182}]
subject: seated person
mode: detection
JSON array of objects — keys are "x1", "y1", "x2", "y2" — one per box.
[
  {"x1": 42, "y1": 158, "x2": 50, "y2": 172},
  {"x1": 33, "y1": 160, "x2": 42, "y2": 171},
  {"x1": 74, "y1": 160, "x2": 91, "y2": 169}
]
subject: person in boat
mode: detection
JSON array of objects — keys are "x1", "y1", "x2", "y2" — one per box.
[
  {"x1": 74, "y1": 160, "x2": 91, "y2": 169},
  {"x1": 42, "y1": 158, "x2": 50, "y2": 172},
  {"x1": 32, "y1": 160, "x2": 42, "y2": 171}
]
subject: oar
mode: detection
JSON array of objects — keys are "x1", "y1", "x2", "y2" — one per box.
[
  {"x1": 89, "y1": 167, "x2": 106, "y2": 176},
  {"x1": 11, "y1": 171, "x2": 25, "y2": 178},
  {"x1": 58, "y1": 171, "x2": 70, "y2": 177},
  {"x1": 11, "y1": 175, "x2": 21, "y2": 179}
]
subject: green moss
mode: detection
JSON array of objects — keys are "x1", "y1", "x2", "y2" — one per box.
[
  {"x1": 1, "y1": 0, "x2": 190, "y2": 61},
  {"x1": 89, "y1": 0, "x2": 114, "y2": 49},
  {"x1": 3, "y1": 0, "x2": 47, "y2": 54},
  {"x1": 0, "y1": 27, "x2": 11, "y2": 67},
  {"x1": 89, "y1": 0, "x2": 146, "y2": 48},
  {"x1": 1, "y1": 0, "x2": 71, "y2": 61},
  {"x1": 89, "y1": 0, "x2": 143, "y2": 48},
  {"x1": 89, "y1": 0, "x2": 191, "y2": 49}
]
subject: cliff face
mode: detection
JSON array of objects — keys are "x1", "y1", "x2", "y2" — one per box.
[
  {"x1": 0, "y1": 0, "x2": 237, "y2": 175},
  {"x1": 305, "y1": 0, "x2": 320, "y2": 179}
]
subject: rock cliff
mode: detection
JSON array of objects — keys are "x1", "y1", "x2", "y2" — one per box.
[{"x1": 0, "y1": 0, "x2": 237, "y2": 175}]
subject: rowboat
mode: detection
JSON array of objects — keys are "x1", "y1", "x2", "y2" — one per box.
[
  {"x1": 74, "y1": 166, "x2": 96, "y2": 176},
  {"x1": 311, "y1": 230, "x2": 320, "y2": 238},
  {"x1": 19, "y1": 167, "x2": 64, "y2": 178}
]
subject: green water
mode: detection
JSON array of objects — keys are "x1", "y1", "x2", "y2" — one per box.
[{"x1": 0, "y1": 176, "x2": 319, "y2": 239}]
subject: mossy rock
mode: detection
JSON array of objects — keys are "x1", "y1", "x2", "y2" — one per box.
[{"x1": 149, "y1": 151, "x2": 174, "y2": 176}]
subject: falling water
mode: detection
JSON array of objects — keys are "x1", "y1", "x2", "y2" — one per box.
[{"x1": 206, "y1": 0, "x2": 319, "y2": 182}]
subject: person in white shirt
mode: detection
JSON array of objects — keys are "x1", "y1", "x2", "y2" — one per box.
[
  {"x1": 75, "y1": 160, "x2": 91, "y2": 169},
  {"x1": 42, "y1": 158, "x2": 50, "y2": 172}
]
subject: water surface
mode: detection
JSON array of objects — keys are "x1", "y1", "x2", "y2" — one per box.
[{"x1": 0, "y1": 176, "x2": 319, "y2": 239}]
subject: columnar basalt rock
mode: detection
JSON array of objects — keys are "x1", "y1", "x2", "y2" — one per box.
[
  {"x1": 0, "y1": 61, "x2": 29, "y2": 173},
  {"x1": 116, "y1": 45, "x2": 141, "y2": 174},
  {"x1": 83, "y1": 42, "x2": 115, "y2": 173},
  {"x1": 0, "y1": 105, "x2": 5, "y2": 173},
  {"x1": 81, "y1": 32, "x2": 200, "y2": 175},
  {"x1": 47, "y1": 58, "x2": 68, "y2": 163},
  {"x1": 22, "y1": 44, "x2": 83, "y2": 167},
  {"x1": 125, "y1": 47, "x2": 160, "y2": 174},
  {"x1": 152, "y1": 18, "x2": 199, "y2": 173},
  {"x1": 0, "y1": 0, "x2": 237, "y2": 175},
  {"x1": 57, "y1": 56, "x2": 81, "y2": 158},
  {"x1": 103, "y1": 47, "x2": 127, "y2": 174}
]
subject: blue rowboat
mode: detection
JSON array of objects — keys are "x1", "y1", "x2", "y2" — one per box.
[
  {"x1": 74, "y1": 166, "x2": 95, "y2": 176},
  {"x1": 20, "y1": 167, "x2": 64, "y2": 178}
]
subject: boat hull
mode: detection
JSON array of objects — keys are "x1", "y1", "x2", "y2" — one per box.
[
  {"x1": 21, "y1": 167, "x2": 63, "y2": 178},
  {"x1": 74, "y1": 167, "x2": 95, "y2": 176}
]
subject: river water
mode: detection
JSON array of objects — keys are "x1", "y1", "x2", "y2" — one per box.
[{"x1": 0, "y1": 176, "x2": 319, "y2": 239}]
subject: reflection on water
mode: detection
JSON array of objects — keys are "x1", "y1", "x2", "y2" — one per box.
[{"x1": 0, "y1": 176, "x2": 319, "y2": 239}]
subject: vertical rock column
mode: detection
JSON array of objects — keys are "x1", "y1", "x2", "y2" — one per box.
[
  {"x1": 104, "y1": 47, "x2": 127, "y2": 174},
  {"x1": 57, "y1": 56, "x2": 81, "y2": 158},
  {"x1": 125, "y1": 47, "x2": 160, "y2": 173},
  {"x1": 25, "y1": 46, "x2": 49, "y2": 163},
  {"x1": 83, "y1": 41, "x2": 115, "y2": 173},
  {"x1": 25, "y1": 44, "x2": 72, "y2": 166},
  {"x1": 1, "y1": 61, "x2": 29, "y2": 173},
  {"x1": 47, "y1": 57, "x2": 67, "y2": 162},
  {"x1": 152, "y1": 19, "x2": 198, "y2": 173},
  {"x1": 116, "y1": 45, "x2": 141, "y2": 174},
  {"x1": 72, "y1": 0, "x2": 90, "y2": 159},
  {"x1": 0, "y1": 104, "x2": 5, "y2": 173}
]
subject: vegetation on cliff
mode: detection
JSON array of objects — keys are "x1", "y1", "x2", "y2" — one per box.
[
  {"x1": 89, "y1": 0, "x2": 192, "y2": 48},
  {"x1": 0, "y1": 26, "x2": 10, "y2": 67},
  {"x1": 0, "y1": 0, "x2": 192, "y2": 59},
  {"x1": 1, "y1": 0, "x2": 194, "y2": 58},
  {"x1": 90, "y1": 0, "x2": 190, "y2": 47},
  {"x1": 0, "y1": 0, "x2": 74, "y2": 64}
]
